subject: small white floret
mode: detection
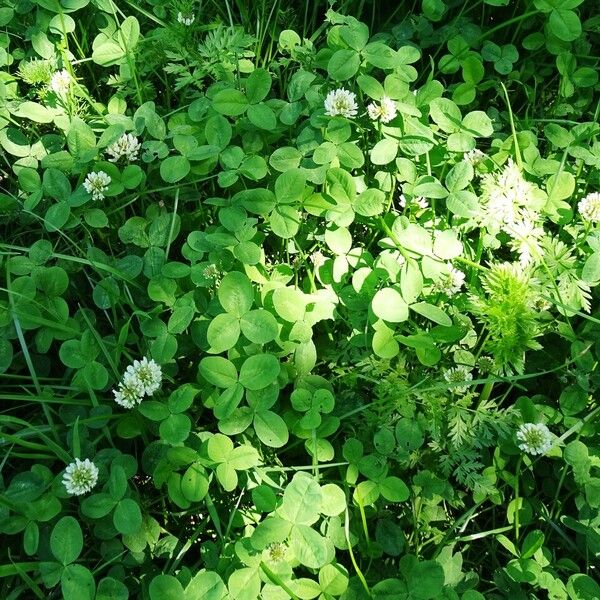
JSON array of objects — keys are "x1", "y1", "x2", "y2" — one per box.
[
  {"x1": 62, "y1": 458, "x2": 99, "y2": 496},
  {"x1": 324, "y1": 88, "x2": 358, "y2": 118},
  {"x1": 516, "y1": 423, "x2": 553, "y2": 455},
  {"x1": 83, "y1": 171, "x2": 111, "y2": 201}
]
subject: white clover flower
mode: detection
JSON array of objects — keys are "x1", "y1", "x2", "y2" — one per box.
[
  {"x1": 506, "y1": 215, "x2": 545, "y2": 267},
  {"x1": 516, "y1": 423, "x2": 553, "y2": 456},
  {"x1": 367, "y1": 96, "x2": 397, "y2": 124},
  {"x1": 124, "y1": 356, "x2": 162, "y2": 396},
  {"x1": 435, "y1": 265, "x2": 466, "y2": 296},
  {"x1": 105, "y1": 133, "x2": 141, "y2": 162},
  {"x1": 177, "y1": 11, "x2": 195, "y2": 26},
  {"x1": 477, "y1": 355, "x2": 496, "y2": 373},
  {"x1": 62, "y1": 458, "x2": 99, "y2": 496},
  {"x1": 480, "y1": 159, "x2": 534, "y2": 232},
  {"x1": 83, "y1": 171, "x2": 111, "y2": 201},
  {"x1": 49, "y1": 69, "x2": 71, "y2": 96},
  {"x1": 324, "y1": 88, "x2": 358, "y2": 118},
  {"x1": 464, "y1": 148, "x2": 486, "y2": 166},
  {"x1": 414, "y1": 196, "x2": 428, "y2": 210},
  {"x1": 309, "y1": 250, "x2": 327, "y2": 269},
  {"x1": 113, "y1": 378, "x2": 144, "y2": 409},
  {"x1": 578, "y1": 192, "x2": 600, "y2": 223},
  {"x1": 398, "y1": 192, "x2": 428, "y2": 211},
  {"x1": 443, "y1": 365, "x2": 473, "y2": 394}
]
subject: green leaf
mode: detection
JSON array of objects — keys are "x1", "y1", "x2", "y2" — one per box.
[
  {"x1": 218, "y1": 271, "x2": 254, "y2": 317},
  {"x1": 372, "y1": 288, "x2": 409, "y2": 322},
  {"x1": 254, "y1": 410, "x2": 289, "y2": 448},
  {"x1": 96, "y1": 577, "x2": 129, "y2": 600},
  {"x1": 239, "y1": 354, "x2": 280, "y2": 390},
  {"x1": 407, "y1": 560, "x2": 445, "y2": 600},
  {"x1": 379, "y1": 476, "x2": 410, "y2": 502},
  {"x1": 247, "y1": 103, "x2": 277, "y2": 130},
  {"x1": 185, "y1": 571, "x2": 227, "y2": 600},
  {"x1": 354, "y1": 188, "x2": 385, "y2": 216},
  {"x1": 207, "y1": 313, "x2": 241, "y2": 352},
  {"x1": 205, "y1": 115, "x2": 232, "y2": 149},
  {"x1": 149, "y1": 574, "x2": 185, "y2": 600},
  {"x1": 160, "y1": 155, "x2": 190, "y2": 183},
  {"x1": 245, "y1": 68, "x2": 272, "y2": 104},
  {"x1": 61, "y1": 564, "x2": 95, "y2": 600},
  {"x1": 212, "y1": 89, "x2": 249, "y2": 116},
  {"x1": 446, "y1": 190, "x2": 479, "y2": 217},
  {"x1": 159, "y1": 413, "x2": 191, "y2": 444},
  {"x1": 45, "y1": 201, "x2": 71, "y2": 231},
  {"x1": 270, "y1": 205, "x2": 301, "y2": 238},
  {"x1": 92, "y1": 36, "x2": 125, "y2": 66},
  {"x1": 240, "y1": 309, "x2": 279, "y2": 344},
  {"x1": 278, "y1": 472, "x2": 322, "y2": 525},
  {"x1": 275, "y1": 168, "x2": 306, "y2": 204},
  {"x1": 520, "y1": 530, "x2": 545, "y2": 559},
  {"x1": 67, "y1": 118, "x2": 96, "y2": 158},
  {"x1": 549, "y1": 8, "x2": 581, "y2": 42},
  {"x1": 50, "y1": 516, "x2": 83, "y2": 565},
  {"x1": 12, "y1": 101, "x2": 53, "y2": 123},
  {"x1": 269, "y1": 147, "x2": 302, "y2": 172},
  {"x1": 461, "y1": 111, "x2": 493, "y2": 137},
  {"x1": 272, "y1": 287, "x2": 306, "y2": 322},
  {"x1": 199, "y1": 357, "x2": 238, "y2": 388},
  {"x1": 445, "y1": 161, "x2": 473, "y2": 192},
  {"x1": 430, "y1": 98, "x2": 462, "y2": 133},
  {"x1": 181, "y1": 464, "x2": 209, "y2": 502},
  {"x1": 113, "y1": 498, "x2": 142, "y2": 535},
  {"x1": 327, "y1": 49, "x2": 360, "y2": 80},
  {"x1": 410, "y1": 302, "x2": 452, "y2": 326},
  {"x1": 290, "y1": 524, "x2": 332, "y2": 569},
  {"x1": 370, "y1": 139, "x2": 398, "y2": 165},
  {"x1": 81, "y1": 493, "x2": 117, "y2": 519}
]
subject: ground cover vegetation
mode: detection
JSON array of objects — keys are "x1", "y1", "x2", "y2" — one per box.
[{"x1": 0, "y1": 0, "x2": 599, "y2": 598}]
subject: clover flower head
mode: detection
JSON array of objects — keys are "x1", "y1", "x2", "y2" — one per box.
[
  {"x1": 202, "y1": 264, "x2": 220, "y2": 279},
  {"x1": 83, "y1": 171, "x2": 111, "y2": 201},
  {"x1": 49, "y1": 69, "x2": 72, "y2": 96},
  {"x1": 177, "y1": 11, "x2": 195, "y2": 25},
  {"x1": 443, "y1": 365, "x2": 473, "y2": 394},
  {"x1": 62, "y1": 458, "x2": 99, "y2": 496},
  {"x1": 124, "y1": 356, "x2": 162, "y2": 396},
  {"x1": 106, "y1": 133, "x2": 141, "y2": 162},
  {"x1": 480, "y1": 158, "x2": 533, "y2": 231},
  {"x1": 367, "y1": 96, "x2": 397, "y2": 124},
  {"x1": 113, "y1": 378, "x2": 144, "y2": 409},
  {"x1": 266, "y1": 542, "x2": 287, "y2": 563},
  {"x1": 324, "y1": 88, "x2": 358, "y2": 118},
  {"x1": 464, "y1": 148, "x2": 486, "y2": 166},
  {"x1": 516, "y1": 423, "x2": 553, "y2": 456},
  {"x1": 477, "y1": 356, "x2": 496, "y2": 373},
  {"x1": 398, "y1": 192, "x2": 428, "y2": 211},
  {"x1": 436, "y1": 265, "x2": 466, "y2": 296},
  {"x1": 309, "y1": 250, "x2": 327, "y2": 269},
  {"x1": 506, "y1": 215, "x2": 545, "y2": 267},
  {"x1": 578, "y1": 192, "x2": 600, "y2": 223}
]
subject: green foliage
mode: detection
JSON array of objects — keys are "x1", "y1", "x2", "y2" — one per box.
[{"x1": 1, "y1": 0, "x2": 600, "y2": 598}]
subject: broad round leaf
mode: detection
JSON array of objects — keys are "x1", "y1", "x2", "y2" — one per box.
[
  {"x1": 50, "y1": 516, "x2": 83, "y2": 565},
  {"x1": 217, "y1": 271, "x2": 254, "y2": 317},
  {"x1": 113, "y1": 498, "x2": 142, "y2": 535},
  {"x1": 240, "y1": 309, "x2": 279, "y2": 344},
  {"x1": 372, "y1": 288, "x2": 409, "y2": 322},
  {"x1": 199, "y1": 357, "x2": 238, "y2": 388},
  {"x1": 253, "y1": 410, "x2": 289, "y2": 447},
  {"x1": 239, "y1": 353, "x2": 280, "y2": 390},
  {"x1": 207, "y1": 313, "x2": 241, "y2": 352}
]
